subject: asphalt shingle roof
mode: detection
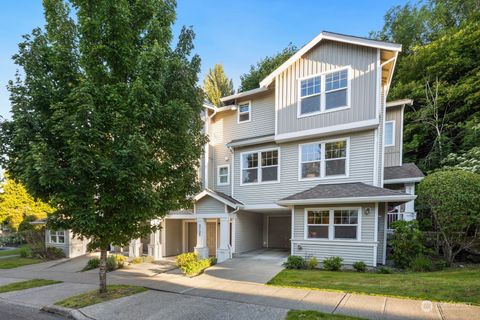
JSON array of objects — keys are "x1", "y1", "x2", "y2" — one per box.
[{"x1": 384, "y1": 163, "x2": 424, "y2": 181}]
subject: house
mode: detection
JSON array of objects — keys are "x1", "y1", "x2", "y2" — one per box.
[{"x1": 48, "y1": 31, "x2": 424, "y2": 265}]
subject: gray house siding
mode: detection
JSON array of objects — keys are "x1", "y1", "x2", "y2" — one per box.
[
  {"x1": 385, "y1": 105, "x2": 403, "y2": 167},
  {"x1": 291, "y1": 204, "x2": 378, "y2": 266},
  {"x1": 195, "y1": 196, "x2": 225, "y2": 214},
  {"x1": 277, "y1": 40, "x2": 378, "y2": 135},
  {"x1": 377, "y1": 202, "x2": 386, "y2": 264},
  {"x1": 45, "y1": 230, "x2": 89, "y2": 258},
  {"x1": 234, "y1": 211, "x2": 263, "y2": 253},
  {"x1": 233, "y1": 130, "x2": 375, "y2": 205}
]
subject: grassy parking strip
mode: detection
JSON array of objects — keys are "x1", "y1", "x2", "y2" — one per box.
[
  {"x1": 269, "y1": 267, "x2": 480, "y2": 305},
  {"x1": 286, "y1": 310, "x2": 364, "y2": 320},
  {"x1": 55, "y1": 285, "x2": 147, "y2": 309},
  {"x1": 0, "y1": 248, "x2": 22, "y2": 257},
  {"x1": 0, "y1": 279, "x2": 62, "y2": 293},
  {"x1": 0, "y1": 257, "x2": 42, "y2": 269}
]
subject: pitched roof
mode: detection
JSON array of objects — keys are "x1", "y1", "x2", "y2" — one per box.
[
  {"x1": 193, "y1": 188, "x2": 243, "y2": 208},
  {"x1": 384, "y1": 163, "x2": 424, "y2": 183},
  {"x1": 277, "y1": 182, "x2": 415, "y2": 205},
  {"x1": 226, "y1": 134, "x2": 275, "y2": 148}
]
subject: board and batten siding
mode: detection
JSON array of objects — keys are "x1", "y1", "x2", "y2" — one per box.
[
  {"x1": 233, "y1": 130, "x2": 375, "y2": 205},
  {"x1": 209, "y1": 91, "x2": 275, "y2": 194},
  {"x1": 276, "y1": 40, "x2": 377, "y2": 135},
  {"x1": 234, "y1": 211, "x2": 263, "y2": 253},
  {"x1": 195, "y1": 196, "x2": 225, "y2": 215},
  {"x1": 384, "y1": 105, "x2": 403, "y2": 167},
  {"x1": 292, "y1": 204, "x2": 378, "y2": 266}
]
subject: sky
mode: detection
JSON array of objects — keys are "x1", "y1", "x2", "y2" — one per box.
[{"x1": 0, "y1": 0, "x2": 408, "y2": 119}]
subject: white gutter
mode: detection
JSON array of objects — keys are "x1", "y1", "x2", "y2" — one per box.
[
  {"x1": 277, "y1": 194, "x2": 416, "y2": 206},
  {"x1": 383, "y1": 177, "x2": 423, "y2": 184}
]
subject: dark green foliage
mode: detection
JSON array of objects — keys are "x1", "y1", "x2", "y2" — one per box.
[
  {"x1": 307, "y1": 257, "x2": 318, "y2": 270},
  {"x1": 19, "y1": 246, "x2": 31, "y2": 258},
  {"x1": 239, "y1": 44, "x2": 297, "y2": 92},
  {"x1": 376, "y1": 266, "x2": 394, "y2": 274},
  {"x1": 390, "y1": 220, "x2": 425, "y2": 269},
  {"x1": 323, "y1": 257, "x2": 343, "y2": 271},
  {"x1": 409, "y1": 254, "x2": 434, "y2": 272},
  {"x1": 283, "y1": 255, "x2": 306, "y2": 269},
  {"x1": 352, "y1": 261, "x2": 367, "y2": 272},
  {"x1": 84, "y1": 258, "x2": 100, "y2": 271},
  {"x1": 30, "y1": 246, "x2": 65, "y2": 260}
]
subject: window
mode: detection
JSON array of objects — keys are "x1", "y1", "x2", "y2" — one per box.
[
  {"x1": 217, "y1": 165, "x2": 230, "y2": 185},
  {"x1": 305, "y1": 208, "x2": 360, "y2": 241},
  {"x1": 300, "y1": 139, "x2": 348, "y2": 180},
  {"x1": 49, "y1": 230, "x2": 65, "y2": 244},
  {"x1": 384, "y1": 120, "x2": 395, "y2": 147},
  {"x1": 238, "y1": 101, "x2": 251, "y2": 123},
  {"x1": 241, "y1": 149, "x2": 279, "y2": 184},
  {"x1": 298, "y1": 67, "x2": 350, "y2": 117}
]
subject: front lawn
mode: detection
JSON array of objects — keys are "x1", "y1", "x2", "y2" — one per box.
[
  {"x1": 0, "y1": 257, "x2": 42, "y2": 269},
  {"x1": 0, "y1": 279, "x2": 62, "y2": 293},
  {"x1": 55, "y1": 285, "x2": 147, "y2": 309},
  {"x1": 269, "y1": 267, "x2": 480, "y2": 305},
  {"x1": 0, "y1": 248, "x2": 22, "y2": 257},
  {"x1": 286, "y1": 310, "x2": 364, "y2": 320}
]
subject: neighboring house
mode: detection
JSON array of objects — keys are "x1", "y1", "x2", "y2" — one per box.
[{"x1": 47, "y1": 31, "x2": 423, "y2": 266}]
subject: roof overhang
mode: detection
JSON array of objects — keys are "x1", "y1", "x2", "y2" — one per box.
[
  {"x1": 384, "y1": 177, "x2": 424, "y2": 184},
  {"x1": 220, "y1": 87, "x2": 269, "y2": 103},
  {"x1": 227, "y1": 134, "x2": 275, "y2": 148},
  {"x1": 277, "y1": 194, "x2": 416, "y2": 206},
  {"x1": 193, "y1": 189, "x2": 240, "y2": 208},
  {"x1": 386, "y1": 99, "x2": 413, "y2": 108}
]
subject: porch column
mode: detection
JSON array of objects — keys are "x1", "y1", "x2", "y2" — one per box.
[
  {"x1": 128, "y1": 238, "x2": 141, "y2": 258},
  {"x1": 194, "y1": 218, "x2": 209, "y2": 259},
  {"x1": 217, "y1": 217, "x2": 230, "y2": 263},
  {"x1": 404, "y1": 183, "x2": 416, "y2": 221}
]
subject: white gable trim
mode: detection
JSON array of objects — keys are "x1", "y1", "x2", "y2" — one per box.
[{"x1": 193, "y1": 189, "x2": 239, "y2": 209}]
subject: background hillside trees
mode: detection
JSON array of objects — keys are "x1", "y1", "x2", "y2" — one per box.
[{"x1": 203, "y1": 64, "x2": 234, "y2": 106}]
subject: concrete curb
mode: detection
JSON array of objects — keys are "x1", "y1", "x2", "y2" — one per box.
[{"x1": 42, "y1": 305, "x2": 94, "y2": 320}]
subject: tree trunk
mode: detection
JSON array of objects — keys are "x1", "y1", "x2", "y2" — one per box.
[
  {"x1": 99, "y1": 248, "x2": 107, "y2": 294},
  {"x1": 444, "y1": 242, "x2": 454, "y2": 267}
]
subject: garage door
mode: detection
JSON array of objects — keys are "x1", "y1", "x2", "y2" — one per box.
[{"x1": 268, "y1": 216, "x2": 291, "y2": 249}]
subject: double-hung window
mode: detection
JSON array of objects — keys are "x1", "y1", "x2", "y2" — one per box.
[
  {"x1": 238, "y1": 102, "x2": 251, "y2": 123},
  {"x1": 49, "y1": 230, "x2": 65, "y2": 244},
  {"x1": 241, "y1": 149, "x2": 279, "y2": 184},
  {"x1": 299, "y1": 67, "x2": 350, "y2": 117},
  {"x1": 305, "y1": 208, "x2": 360, "y2": 240},
  {"x1": 384, "y1": 120, "x2": 395, "y2": 147},
  {"x1": 300, "y1": 139, "x2": 348, "y2": 179},
  {"x1": 217, "y1": 165, "x2": 230, "y2": 185}
]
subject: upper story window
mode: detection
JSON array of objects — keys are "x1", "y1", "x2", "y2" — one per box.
[
  {"x1": 241, "y1": 149, "x2": 279, "y2": 184},
  {"x1": 384, "y1": 120, "x2": 395, "y2": 147},
  {"x1": 237, "y1": 101, "x2": 251, "y2": 123},
  {"x1": 298, "y1": 67, "x2": 350, "y2": 117},
  {"x1": 217, "y1": 165, "x2": 230, "y2": 186},
  {"x1": 299, "y1": 139, "x2": 348, "y2": 180},
  {"x1": 48, "y1": 230, "x2": 65, "y2": 244},
  {"x1": 305, "y1": 208, "x2": 360, "y2": 241}
]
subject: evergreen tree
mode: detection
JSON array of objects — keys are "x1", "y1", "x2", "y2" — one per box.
[{"x1": 203, "y1": 64, "x2": 234, "y2": 106}]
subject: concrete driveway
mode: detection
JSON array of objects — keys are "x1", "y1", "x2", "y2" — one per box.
[{"x1": 203, "y1": 248, "x2": 288, "y2": 283}]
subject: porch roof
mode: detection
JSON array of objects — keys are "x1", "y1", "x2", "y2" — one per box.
[
  {"x1": 193, "y1": 188, "x2": 243, "y2": 208},
  {"x1": 277, "y1": 182, "x2": 416, "y2": 206},
  {"x1": 384, "y1": 163, "x2": 424, "y2": 184}
]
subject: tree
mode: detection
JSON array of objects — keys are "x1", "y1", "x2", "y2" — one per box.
[
  {"x1": 203, "y1": 64, "x2": 233, "y2": 107},
  {"x1": 417, "y1": 170, "x2": 480, "y2": 265},
  {"x1": 0, "y1": 174, "x2": 53, "y2": 231},
  {"x1": 0, "y1": 0, "x2": 205, "y2": 293},
  {"x1": 441, "y1": 147, "x2": 480, "y2": 174},
  {"x1": 239, "y1": 43, "x2": 297, "y2": 92}
]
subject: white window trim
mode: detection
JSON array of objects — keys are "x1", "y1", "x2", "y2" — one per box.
[
  {"x1": 48, "y1": 230, "x2": 65, "y2": 244},
  {"x1": 297, "y1": 66, "x2": 352, "y2": 118},
  {"x1": 298, "y1": 137, "x2": 350, "y2": 181},
  {"x1": 303, "y1": 207, "x2": 362, "y2": 242},
  {"x1": 237, "y1": 100, "x2": 251, "y2": 124},
  {"x1": 217, "y1": 164, "x2": 230, "y2": 186},
  {"x1": 240, "y1": 147, "x2": 280, "y2": 186},
  {"x1": 384, "y1": 120, "x2": 395, "y2": 147}
]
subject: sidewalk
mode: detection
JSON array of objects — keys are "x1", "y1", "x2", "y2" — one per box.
[{"x1": 1, "y1": 259, "x2": 479, "y2": 319}]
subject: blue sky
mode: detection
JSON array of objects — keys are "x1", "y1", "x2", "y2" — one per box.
[{"x1": 0, "y1": 0, "x2": 408, "y2": 119}]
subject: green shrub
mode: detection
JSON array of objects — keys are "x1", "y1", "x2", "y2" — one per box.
[
  {"x1": 31, "y1": 246, "x2": 66, "y2": 260},
  {"x1": 176, "y1": 252, "x2": 198, "y2": 268},
  {"x1": 377, "y1": 266, "x2": 393, "y2": 274},
  {"x1": 84, "y1": 258, "x2": 100, "y2": 271},
  {"x1": 410, "y1": 254, "x2": 433, "y2": 272},
  {"x1": 182, "y1": 258, "x2": 213, "y2": 277},
  {"x1": 307, "y1": 257, "x2": 318, "y2": 270},
  {"x1": 390, "y1": 220, "x2": 425, "y2": 269},
  {"x1": 208, "y1": 257, "x2": 217, "y2": 265},
  {"x1": 433, "y1": 259, "x2": 447, "y2": 271},
  {"x1": 19, "y1": 246, "x2": 31, "y2": 258},
  {"x1": 283, "y1": 256, "x2": 306, "y2": 269},
  {"x1": 323, "y1": 257, "x2": 343, "y2": 271},
  {"x1": 353, "y1": 261, "x2": 367, "y2": 272}
]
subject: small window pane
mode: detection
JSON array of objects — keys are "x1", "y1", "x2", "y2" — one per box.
[
  {"x1": 261, "y1": 150, "x2": 278, "y2": 166},
  {"x1": 262, "y1": 166, "x2": 278, "y2": 182},
  {"x1": 51, "y1": 235, "x2": 57, "y2": 243},
  {"x1": 239, "y1": 113, "x2": 250, "y2": 122},
  {"x1": 242, "y1": 153, "x2": 258, "y2": 169},
  {"x1": 242, "y1": 168, "x2": 258, "y2": 183},
  {"x1": 239, "y1": 104, "x2": 249, "y2": 113},
  {"x1": 308, "y1": 210, "x2": 329, "y2": 224},
  {"x1": 308, "y1": 226, "x2": 329, "y2": 239},
  {"x1": 58, "y1": 235, "x2": 65, "y2": 243},
  {"x1": 326, "y1": 159, "x2": 346, "y2": 176},
  {"x1": 326, "y1": 69, "x2": 348, "y2": 91},
  {"x1": 302, "y1": 162, "x2": 320, "y2": 178},
  {"x1": 300, "y1": 95, "x2": 321, "y2": 114},
  {"x1": 334, "y1": 226, "x2": 357, "y2": 239},
  {"x1": 325, "y1": 141, "x2": 346, "y2": 159},
  {"x1": 220, "y1": 176, "x2": 228, "y2": 184},
  {"x1": 300, "y1": 77, "x2": 320, "y2": 97},
  {"x1": 385, "y1": 122, "x2": 394, "y2": 146},
  {"x1": 301, "y1": 144, "x2": 321, "y2": 162},
  {"x1": 325, "y1": 89, "x2": 347, "y2": 109}
]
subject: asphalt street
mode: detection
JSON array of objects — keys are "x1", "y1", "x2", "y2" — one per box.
[{"x1": 0, "y1": 301, "x2": 66, "y2": 320}]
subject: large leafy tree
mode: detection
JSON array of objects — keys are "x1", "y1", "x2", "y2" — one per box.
[
  {"x1": 203, "y1": 64, "x2": 233, "y2": 107},
  {"x1": 0, "y1": 0, "x2": 205, "y2": 293},
  {"x1": 239, "y1": 43, "x2": 297, "y2": 92},
  {"x1": 0, "y1": 174, "x2": 53, "y2": 231}
]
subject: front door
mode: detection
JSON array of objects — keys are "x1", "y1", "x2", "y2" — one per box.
[{"x1": 207, "y1": 222, "x2": 216, "y2": 256}]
